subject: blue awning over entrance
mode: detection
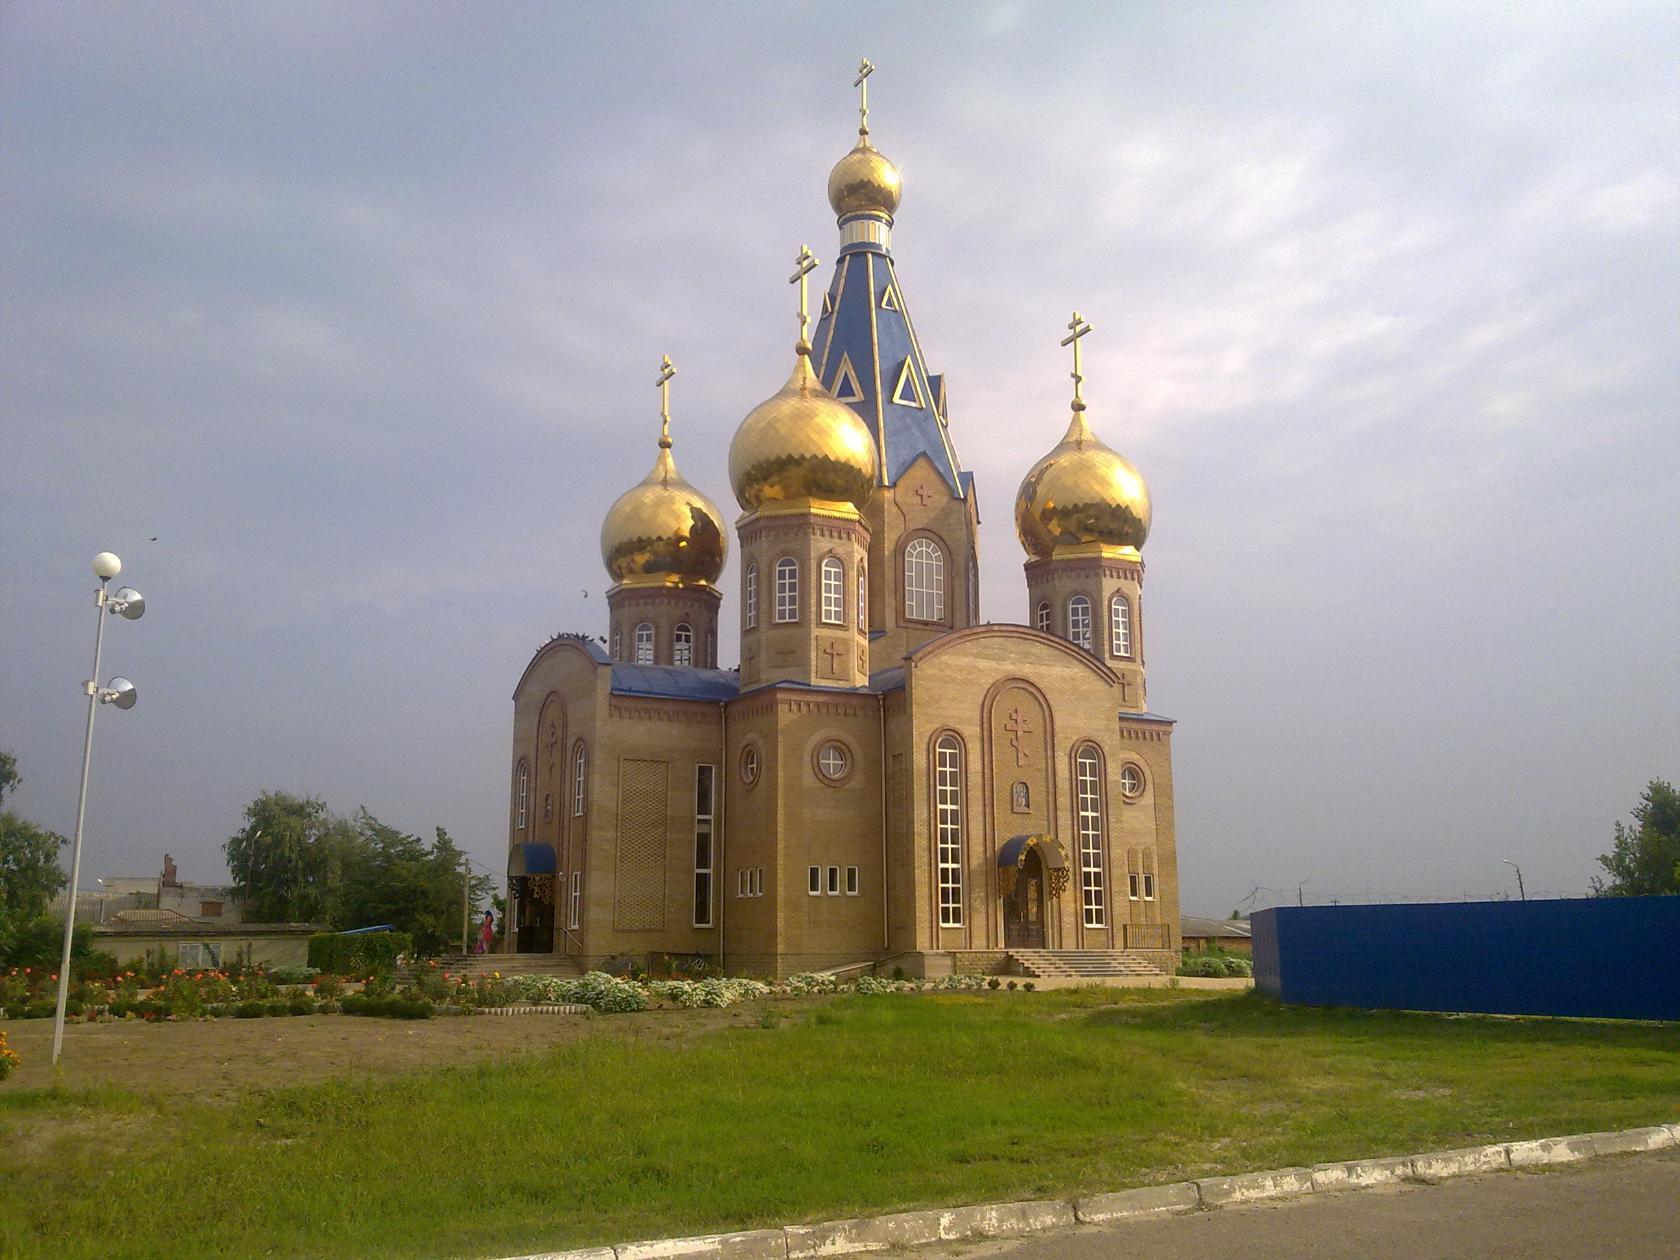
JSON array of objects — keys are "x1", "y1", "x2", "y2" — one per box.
[{"x1": 513, "y1": 842, "x2": 556, "y2": 875}]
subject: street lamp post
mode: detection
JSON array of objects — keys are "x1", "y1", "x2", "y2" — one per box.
[
  {"x1": 51, "y1": 552, "x2": 146, "y2": 1069},
  {"x1": 1502, "y1": 858, "x2": 1527, "y2": 902}
]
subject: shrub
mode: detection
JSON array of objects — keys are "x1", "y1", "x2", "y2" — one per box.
[
  {"x1": 1023, "y1": 981, "x2": 1036, "y2": 992},
  {"x1": 267, "y1": 967, "x2": 319, "y2": 986},
  {"x1": 987, "y1": 977, "x2": 1001, "y2": 989},
  {"x1": 306, "y1": 931, "x2": 412, "y2": 977},
  {"x1": 236, "y1": 1001, "x2": 266, "y2": 1019},
  {"x1": 341, "y1": 994, "x2": 432, "y2": 1020},
  {"x1": 313, "y1": 973, "x2": 345, "y2": 1000},
  {"x1": 0, "y1": 1029, "x2": 19, "y2": 1079},
  {"x1": 1006, "y1": 980, "x2": 1018, "y2": 991}
]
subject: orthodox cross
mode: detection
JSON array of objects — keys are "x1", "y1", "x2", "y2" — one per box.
[
  {"x1": 544, "y1": 722, "x2": 559, "y2": 767},
  {"x1": 1005, "y1": 706, "x2": 1034, "y2": 766},
  {"x1": 655, "y1": 354, "x2": 676, "y2": 448},
  {"x1": 789, "y1": 244, "x2": 819, "y2": 350},
  {"x1": 1060, "y1": 311, "x2": 1093, "y2": 411},
  {"x1": 822, "y1": 639, "x2": 847, "y2": 674},
  {"x1": 913, "y1": 483, "x2": 932, "y2": 506},
  {"x1": 854, "y1": 58, "x2": 875, "y2": 137}
]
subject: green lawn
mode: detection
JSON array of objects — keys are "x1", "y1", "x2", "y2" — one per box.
[{"x1": 2, "y1": 989, "x2": 1677, "y2": 1259}]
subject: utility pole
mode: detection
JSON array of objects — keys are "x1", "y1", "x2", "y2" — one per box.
[{"x1": 462, "y1": 854, "x2": 471, "y2": 955}]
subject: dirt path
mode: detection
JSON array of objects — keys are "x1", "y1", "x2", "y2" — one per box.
[{"x1": 1, "y1": 1004, "x2": 761, "y2": 1099}]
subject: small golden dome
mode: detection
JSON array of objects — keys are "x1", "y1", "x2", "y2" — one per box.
[
  {"x1": 600, "y1": 436, "x2": 727, "y2": 587},
  {"x1": 1015, "y1": 408, "x2": 1152, "y2": 558},
  {"x1": 828, "y1": 136, "x2": 902, "y2": 219},
  {"x1": 729, "y1": 351, "x2": 878, "y2": 511}
]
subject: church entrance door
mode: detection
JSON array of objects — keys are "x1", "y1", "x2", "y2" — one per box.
[{"x1": 1004, "y1": 848, "x2": 1046, "y2": 949}]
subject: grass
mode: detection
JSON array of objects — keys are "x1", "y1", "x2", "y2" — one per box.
[{"x1": 2, "y1": 988, "x2": 1677, "y2": 1259}]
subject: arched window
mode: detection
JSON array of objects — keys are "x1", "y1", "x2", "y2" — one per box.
[
  {"x1": 673, "y1": 623, "x2": 693, "y2": 666},
  {"x1": 1110, "y1": 594, "x2": 1132, "y2": 658},
  {"x1": 820, "y1": 557, "x2": 844, "y2": 624},
  {"x1": 857, "y1": 562, "x2": 867, "y2": 629},
  {"x1": 744, "y1": 562, "x2": 757, "y2": 630},
  {"x1": 934, "y1": 734, "x2": 963, "y2": 927},
  {"x1": 1067, "y1": 595, "x2": 1092, "y2": 651},
  {"x1": 1075, "y1": 745, "x2": 1106, "y2": 927},
  {"x1": 905, "y1": 537, "x2": 944, "y2": 621},
  {"x1": 775, "y1": 557, "x2": 799, "y2": 623},
  {"x1": 515, "y1": 761, "x2": 530, "y2": 830},
  {"x1": 1035, "y1": 601, "x2": 1051, "y2": 634},
  {"x1": 634, "y1": 622, "x2": 654, "y2": 664},
  {"x1": 571, "y1": 741, "x2": 588, "y2": 817}
]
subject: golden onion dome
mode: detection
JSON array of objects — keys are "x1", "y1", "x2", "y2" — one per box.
[
  {"x1": 828, "y1": 135, "x2": 902, "y2": 219},
  {"x1": 600, "y1": 431, "x2": 727, "y2": 587},
  {"x1": 729, "y1": 350, "x2": 878, "y2": 512},
  {"x1": 1014, "y1": 407, "x2": 1152, "y2": 559}
]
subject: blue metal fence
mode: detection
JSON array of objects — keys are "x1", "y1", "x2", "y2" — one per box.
[{"x1": 1251, "y1": 897, "x2": 1680, "y2": 1021}]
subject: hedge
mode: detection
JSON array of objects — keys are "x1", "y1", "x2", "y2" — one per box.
[{"x1": 306, "y1": 931, "x2": 412, "y2": 976}]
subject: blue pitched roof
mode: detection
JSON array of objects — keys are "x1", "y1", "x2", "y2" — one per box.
[
  {"x1": 610, "y1": 663, "x2": 740, "y2": 702},
  {"x1": 811, "y1": 242, "x2": 966, "y2": 495}
]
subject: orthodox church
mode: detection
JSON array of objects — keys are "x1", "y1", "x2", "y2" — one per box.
[{"x1": 506, "y1": 67, "x2": 1180, "y2": 978}]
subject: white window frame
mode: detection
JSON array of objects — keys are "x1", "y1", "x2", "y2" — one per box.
[
  {"x1": 753, "y1": 866, "x2": 764, "y2": 896},
  {"x1": 808, "y1": 865, "x2": 821, "y2": 896},
  {"x1": 817, "y1": 742, "x2": 849, "y2": 782},
  {"x1": 178, "y1": 941, "x2": 221, "y2": 969},
  {"x1": 612, "y1": 627, "x2": 622, "y2": 659},
  {"x1": 846, "y1": 866, "x2": 860, "y2": 896},
  {"x1": 745, "y1": 562, "x2": 757, "y2": 629},
  {"x1": 858, "y1": 562, "x2": 866, "y2": 629},
  {"x1": 515, "y1": 761, "x2": 530, "y2": 830},
  {"x1": 1128, "y1": 866, "x2": 1141, "y2": 901},
  {"x1": 827, "y1": 865, "x2": 841, "y2": 895},
  {"x1": 674, "y1": 622, "x2": 693, "y2": 666},
  {"x1": 935, "y1": 734, "x2": 963, "y2": 927},
  {"x1": 1035, "y1": 601, "x2": 1051, "y2": 634},
  {"x1": 820, "y1": 557, "x2": 844, "y2": 624},
  {"x1": 693, "y1": 764, "x2": 715, "y2": 927},
  {"x1": 571, "y1": 742, "x2": 587, "y2": 817},
  {"x1": 1075, "y1": 745, "x2": 1106, "y2": 928},
  {"x1": 737, "y1": 868, "x2": 748, "y2": 898},
  {"x1": 634, "y1": 621, "x2": 655, "y2": 664},
  {"x1": 904, "y1": 537, "x2": 944, "y2": 622},
  {"x1": 1068, "y1": 595, "x2": 1092, "y2": 651},
  {"x1": 775, "y1": 557, "x2": 799, "y2": 623},
  {"x1": 1110, "y1": 595, "x2": 1132, "y2": 658},
  {"x1": 1120, "y1": 764, "x2": 1143, "y2": 798},
  {"x1": 568, "y1": 870, "x2": 582, "y2": 928}
]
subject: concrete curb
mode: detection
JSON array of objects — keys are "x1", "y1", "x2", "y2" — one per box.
[{"x1": 490, "y1": 1121, "x2": 1679, "y2": 1260}]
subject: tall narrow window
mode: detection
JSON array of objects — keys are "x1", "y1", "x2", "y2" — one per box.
[
  {"x1": 905, "y1": 538, "x2": 944, "y2": 621},
  {"x1": 935, "y1": 734, "x2": 963, "y2": 927},
  {"x1": 612, "y1": 628, "x2": 622, "y2": 659},
  {"x1": 568, "y1": 870, "x2": 582, "y2": 929},
  {"x1": 775, "y1": 557, "x2": 799, "y2": 622},
  {"x1": 571, "y1": 741, "x2": 587, "y2": 817},
  {"x1": 1075, "y1": 745, "x2": 1106, "y2": 927},
  {"x1": 674, "y1": 623, "x2": 693, "y2": 666},
  {"x1": 634, "y1": 621, "x2": 654, "y2": 664},
  {"x1": 1067, "y1": 595, "x2": 1092, "y2": 651},
  {"x1": 857, "y1": 562, "x2": 867, "y2": 629},
  {"x1": 693, "y1": 764, "x2": 715, "y2": 927},
  {"x1": 745, "y1": 563, "x2": 758, "y2": 629},
  {"x1": 1110, "y1": 595, "x2": 1132, "y2": 658},
  {"x1": 967, "y1": 560, "x2": 979, "y2": 624},
  {"x1": 707, "y1": 624, "x2": 716, "y2": 668},
  {"x1": 1036, "y1": 601, "x2": 1051, "y2": 634},
  {"x1": 821, "y1": 557, "x2": 844, "y2": 624},
  {"x1": 515, "y1": 762, "x2": 529, "y2": 830}
]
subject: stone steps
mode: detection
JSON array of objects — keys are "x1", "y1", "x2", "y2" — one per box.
[{"x1": 1008, "y1": 949, "x2": 1170, "y2": 979}]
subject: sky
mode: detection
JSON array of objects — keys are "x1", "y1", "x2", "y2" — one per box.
[{"x1": 2, "y1": 1, "x2": 1676, "y2": 917}]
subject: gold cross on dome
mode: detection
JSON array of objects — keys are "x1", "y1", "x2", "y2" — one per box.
[
  {"x1": 854, "y1": 58, "x2": 876, "y2": 136},
  {"x1": 655, "y1": 355, "x2": 676, "y2": 448},
  {"x1": 789, "y1": 245, "x2": 820, "y2": 350},
  {"x1": 1060, "y1": 311, "x2": 1093, "y2": 410}
]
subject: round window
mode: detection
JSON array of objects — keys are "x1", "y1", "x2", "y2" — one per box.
[
  {"x1": 740, "y1": 744, "x2": 760, "y2": 787},
  {"x1": 816, "y1": 741, "x2": 850, "y2": 783},
  {"x1": 1119, "y1": 764, "x2": 1145, "y2": 800}
]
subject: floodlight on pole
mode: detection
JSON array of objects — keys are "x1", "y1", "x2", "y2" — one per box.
[
  {"x1": 1501, "y1": 858, "x2": 1526, "y2": 901},
  {"x1": 51, "y1": 553, "x2": 148, "y2": 1069}
]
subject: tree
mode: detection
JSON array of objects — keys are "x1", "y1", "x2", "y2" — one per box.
[
  {"x1": 0, "y1": 752, "x2": 68, "y2": 958},
  {"x1": 223, "y1": 792, "x2": 354, "y2": 923},
  {"x1": 336, "y1": 813, "x2": 491, "y2": 954},
  {"x1": 1592, "y1": 779, "x2": 1680, "y2": 897}
]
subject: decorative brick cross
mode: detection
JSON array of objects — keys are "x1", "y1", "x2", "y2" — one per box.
[
  {"x1": 914, "y1": 483, "x2": 932, "y2": 506},
  {"x1": 1118, "y1": 676, "x2": 1130, "y2": 703},
  {"x1": 822, "y1": 639, "x2": 847, "y2": 674},
  {"x1": 1005, "y1": 706, "x2": 1034, "y2": 765}
]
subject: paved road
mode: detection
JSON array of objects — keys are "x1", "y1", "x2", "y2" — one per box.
[{"x1": 927, "y1": 1150, "x2": 1680, "y2": 1260}]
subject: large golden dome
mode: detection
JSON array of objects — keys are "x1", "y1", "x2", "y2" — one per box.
[
  {"x1": 729, "y1": 351, "x2": 878, "y2": 511},
  {"x1": 1015, "y1": 407, "x2": 1152, "y2": 558},
  {"x1": 828, "y1": 136, "x2": 902, "y2": 219},
  {"x1": 600, "y1": 434, "x2": 727, "y2": 587}
]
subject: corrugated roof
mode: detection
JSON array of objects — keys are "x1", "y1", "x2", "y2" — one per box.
[{"x1": 610, "y1": 663, "x2": 740, "y2": 701}]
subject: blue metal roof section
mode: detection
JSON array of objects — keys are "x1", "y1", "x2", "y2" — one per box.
[
  {"x1": 811, "y1": 228, "x2": 966, "y2": 496},
  {"x1": 610, "y1": 663, "x2": 740, "y2": 702}
]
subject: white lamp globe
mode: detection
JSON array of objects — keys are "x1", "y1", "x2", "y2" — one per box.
[{"x1": 92, "y1": 552, "x2": 122, "y2": 580}]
